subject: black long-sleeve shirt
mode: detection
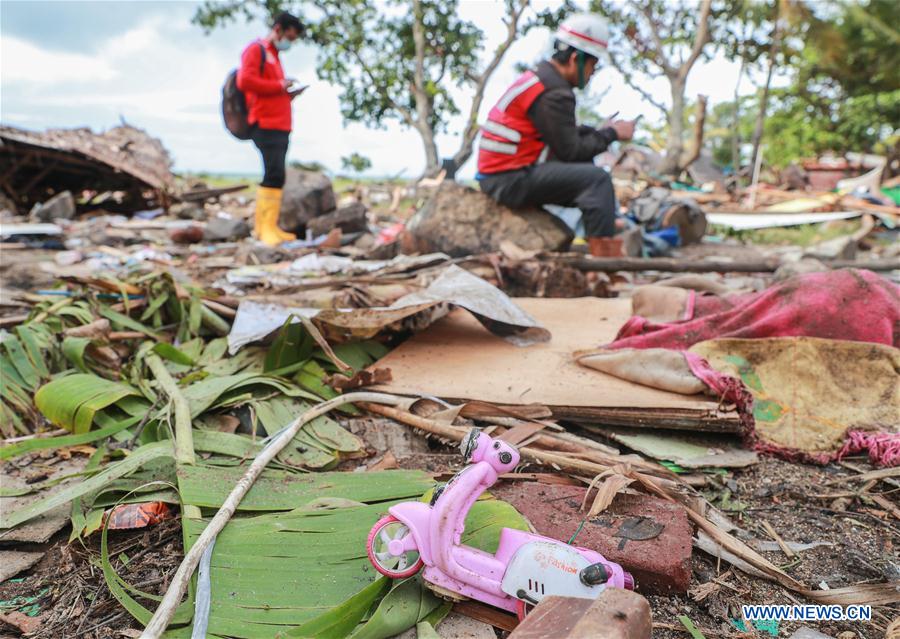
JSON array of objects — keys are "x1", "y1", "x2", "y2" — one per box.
[{"x1": 527, "y1": 61, "x2": 617, "y2": 162}]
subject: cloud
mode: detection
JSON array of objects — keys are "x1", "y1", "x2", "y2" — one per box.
[
  {"x1": 1, "y1": 0, "x2": 753, "y2": 179},
  {"x1": 1, "y1": 35, "x2": 117, "y2": 84}
]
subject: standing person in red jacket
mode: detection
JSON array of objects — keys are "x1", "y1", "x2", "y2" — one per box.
[
  {"x1": 237, "y1": 12, "x2": 305, "y2": 245},
  {"x1": 476, "y1": 13, "x2": 636, "y2": 257}
]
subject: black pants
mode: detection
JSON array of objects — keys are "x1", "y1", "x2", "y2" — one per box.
[
  {"x1": 250, "y1": 126, "x2": 290, "y2": 188},
  {"x1": 478, "y1": 162, "x2": 616, "y2": 237}
]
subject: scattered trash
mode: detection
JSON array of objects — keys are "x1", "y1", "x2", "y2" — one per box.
[
  {"x1": 596, "y1": 427, "x2": 758, "y2": 469},
  {"x1": 29, "y1": 191, "x2": 76, "y2": 222},
  {"x1": 103, "y1": 502, "x2": 173, "y2": 530},
  {"x1": 2, "y1": 134, "x2": 899, "y2": 639},
  {"x1": 706, "y1": 211, "x2": 861, "y2": 230}
]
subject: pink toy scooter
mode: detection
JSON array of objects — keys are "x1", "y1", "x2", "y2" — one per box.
[{"x1": 366, "y1": 429, "x2": 634, "y2": 619}]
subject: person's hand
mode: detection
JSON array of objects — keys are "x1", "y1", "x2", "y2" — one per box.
[
  {"x1": 609, "y1": 119, "x2": 636, "y2": 141},
  {"x1": 281, "y1": 78, "x2": 298, "y2": 91}
]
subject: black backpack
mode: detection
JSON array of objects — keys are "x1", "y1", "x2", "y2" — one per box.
[{"x1": 222, "y1": 43, "x2": 266, "y2": 140}]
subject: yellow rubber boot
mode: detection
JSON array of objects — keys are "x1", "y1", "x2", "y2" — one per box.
[{"x1": 254, "y1": 186, "x2": 296, "y2": 245}]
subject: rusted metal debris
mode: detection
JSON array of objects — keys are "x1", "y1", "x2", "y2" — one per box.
[{"x1": 0, "y1": 123, "x2": 175, "y2": 213}]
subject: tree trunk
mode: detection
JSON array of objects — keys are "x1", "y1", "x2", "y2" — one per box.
[
  {"x1": 411, "y1": 0, "x2": 440, "y2": 177},
  {"x1": 451, "y1": 0, "x2": 531, "y2": 173},
  {"x1": 416, "y1": 123, "x2": 441, "y2": 177},
  {"x1": 452, "y1": 113, "x2": 479, "y2": 172},
  {"x1": 662, "y1": 77, "x2": 686, "y2": 175},
  {"x1": 732, "y1": 57, "x2": 746, "y2": 178},
  {"x1": 750, "y1": 60, "x2": 776, "y2": 176},
  {"x1": 750, "y1": 6, "x2": 783, "y2": 174}
]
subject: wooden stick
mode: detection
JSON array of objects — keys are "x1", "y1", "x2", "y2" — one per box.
[
  {"x1": 869, "y1": 494, "x2": 900, "y2": 521},
  {"x1": 109, "y1": 331, "x2": 146, "y2": 341},
  {"x1": 0, "y1": 314, "x2": 29, "y2": 329},
  {"x1": 139, "y1": 392, "x2": 407, "y2": 639},
  {"x1": 761, "y1": 519, "x2": 796, "y2": 558},
  {"x1": 200, "y1": 298, "x2": 236, "y2": 319},
  {"x1": 2, "y1": 428, "x2": 67, "y2": 444},
  {"x1": 559, "y1": 256, "x2": 900, "y2": 273}
]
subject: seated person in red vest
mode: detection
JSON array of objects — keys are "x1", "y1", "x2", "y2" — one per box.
[
  {"x1": 476, "y1": 13, "x2": 636, "y2": 257},
  {"x1": 237, "y1": 11, "x2": 305, "y2": 245}
]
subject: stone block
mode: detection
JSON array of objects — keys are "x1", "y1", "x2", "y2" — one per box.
[
  {"x1": 280, "y1": 169, "x2": 336, "y2": 233},
  {"x1": 307, "y1": 201, "x2": 368, "y2": 237},
  {"x1": 404, "y1": 181, "x2": 573, "y2": 257},
  {"x1": 491, "y1": 482, "x2": 693, "y2": 595}
]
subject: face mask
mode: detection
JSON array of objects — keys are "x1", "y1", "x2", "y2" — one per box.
[
  {"x1": 576, "y1": 50, "x2": 587, "y2": 89},
  {"x1": 275, "y1": 38, "x2": 292, "y2": 52}
]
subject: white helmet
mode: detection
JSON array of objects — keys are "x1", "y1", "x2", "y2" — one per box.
[{"x1": 554, "y1": 13, "x2": 610, "y2": 61}]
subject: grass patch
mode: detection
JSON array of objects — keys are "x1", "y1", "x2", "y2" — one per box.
[{"x1": 709, "y1": 220, "x2": 861, "y2": 247}]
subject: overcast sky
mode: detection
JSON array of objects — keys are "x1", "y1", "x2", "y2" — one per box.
[{"x1": 1, "y1": 0, "x2": 767, "y2": 179}]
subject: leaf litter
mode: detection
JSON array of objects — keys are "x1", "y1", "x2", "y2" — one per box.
[{"x1": 1, "y1": 261, "x2": 898, "y2": 639}]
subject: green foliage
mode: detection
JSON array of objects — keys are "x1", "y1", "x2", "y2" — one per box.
[
  {"x1": 280, "y1": 497, "x2": 527, "y2": 639},
  {"x1": 34, "y1": 374, "x2": 144, "y2": 434},
  {"x1": 760, "y1": 88, "x2": 899, "y2": 167},
  {"x1": 341, "y1": 152, "x2": 373, "y2": 175},
  {"x1": 591, "y1": 0, "x2": 736, "y2": 79},
  {"x1": 314, "y1": 0, "x2": 482, "y2": 134},
  {"x1": 290, "y1": 159, "x2": 328, "y2": 172},
  {"x1": 797, "y1": 0, "x2": 899, "y2": 98},
  {"x1": 710, "y1": 219, "x2": 861, "y2": 247},
  {"x1": 727, "y1": 0, "x2": 899, "y2": 168},
  {"x1": 194, "y1": 0, "x2": 566, "y2": 172},
  {"x1": 766, "y1": 0, "x2": 898, "y2": 165},
  {"x1": 705, "y1": 96, "x2": 757, "y2": 168}
]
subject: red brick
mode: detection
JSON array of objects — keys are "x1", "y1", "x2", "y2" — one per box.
[
  {"x1": 508, "y1": 590, "x2": 652, "y2": 639},
  {"x1": 491, "y1": 482, "x2": 693, "y2": 594}
]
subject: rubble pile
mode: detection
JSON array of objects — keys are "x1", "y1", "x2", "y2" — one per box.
[{"x1": 1, "y1": 145, "x2": 899, "y2": 639}]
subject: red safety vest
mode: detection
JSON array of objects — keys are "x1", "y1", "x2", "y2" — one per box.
[{"x1": 477, "y1": 71, "x2": 548, "y2": 174}]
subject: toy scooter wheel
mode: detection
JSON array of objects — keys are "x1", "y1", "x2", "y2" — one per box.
[
  {"x1": 515, "y1": 599, "x2": 533, "y2": 621},
  {"x1": 367, "y1": 515, "x2": 423, "y2": 579}
]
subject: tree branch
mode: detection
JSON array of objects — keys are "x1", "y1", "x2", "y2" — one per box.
[
  {"x1": 607, "y1": 51, "x2": 669, "y2": 115},
  {"x1": 452, "y1": 0, "x2": 530, "y2": 167},
  {"x1": 634, "y1": 1, "x2": 675, "y2": 76},
  {"x1": 680, "y1": 94, "x2": 708, "y2": 169},
  {"x1": 318, "y1": 2, "x2": 418, "y2": 129},
  {"x1": 680, "y1": 0, "x2": 713, "y2": 79},
  {"x1": 411, "y1": 0, "x2": 430, "y2": 124},
  {"x1": 349, "y1": 47, "x2": 417, "y2": 129}
]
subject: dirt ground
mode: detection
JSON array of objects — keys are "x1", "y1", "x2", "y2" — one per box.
[{"x1": 2, "y1": 446, "x2": 896, "y2": 638}]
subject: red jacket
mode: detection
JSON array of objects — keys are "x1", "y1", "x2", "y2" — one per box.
[
  {"x1": 477, "y1": 71, "x2": 548, "y2": 174},
  {"x1": 237, "y1": 39, "x2": 291, "y2": 131}
]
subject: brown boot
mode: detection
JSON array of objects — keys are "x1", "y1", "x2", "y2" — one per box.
[{"x1": 587, "y1": 236, "x2": 624, "y2": 257}]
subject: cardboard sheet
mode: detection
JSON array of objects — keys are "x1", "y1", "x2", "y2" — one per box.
[{"x1": 373, "y1": 298, "x2": 739, "y2": 431}]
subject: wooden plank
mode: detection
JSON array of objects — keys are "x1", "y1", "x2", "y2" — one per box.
[
  {"x1": 372, "y1": 299, "x2": 737, "y2": 431},
  {"x1": 509, "y1": 591, "x2": 652, "y2": 639},
  {"x1": 454, "y1": 601, "x2": 518, "y2": 632}
]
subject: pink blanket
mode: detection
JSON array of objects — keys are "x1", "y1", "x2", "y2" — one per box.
[
  {"x1": 611, "y1": 269, "x2": 900, "y2": 350},
  {"x1": 608, "y1": 269, "x2": 900, "y2": 466}
]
